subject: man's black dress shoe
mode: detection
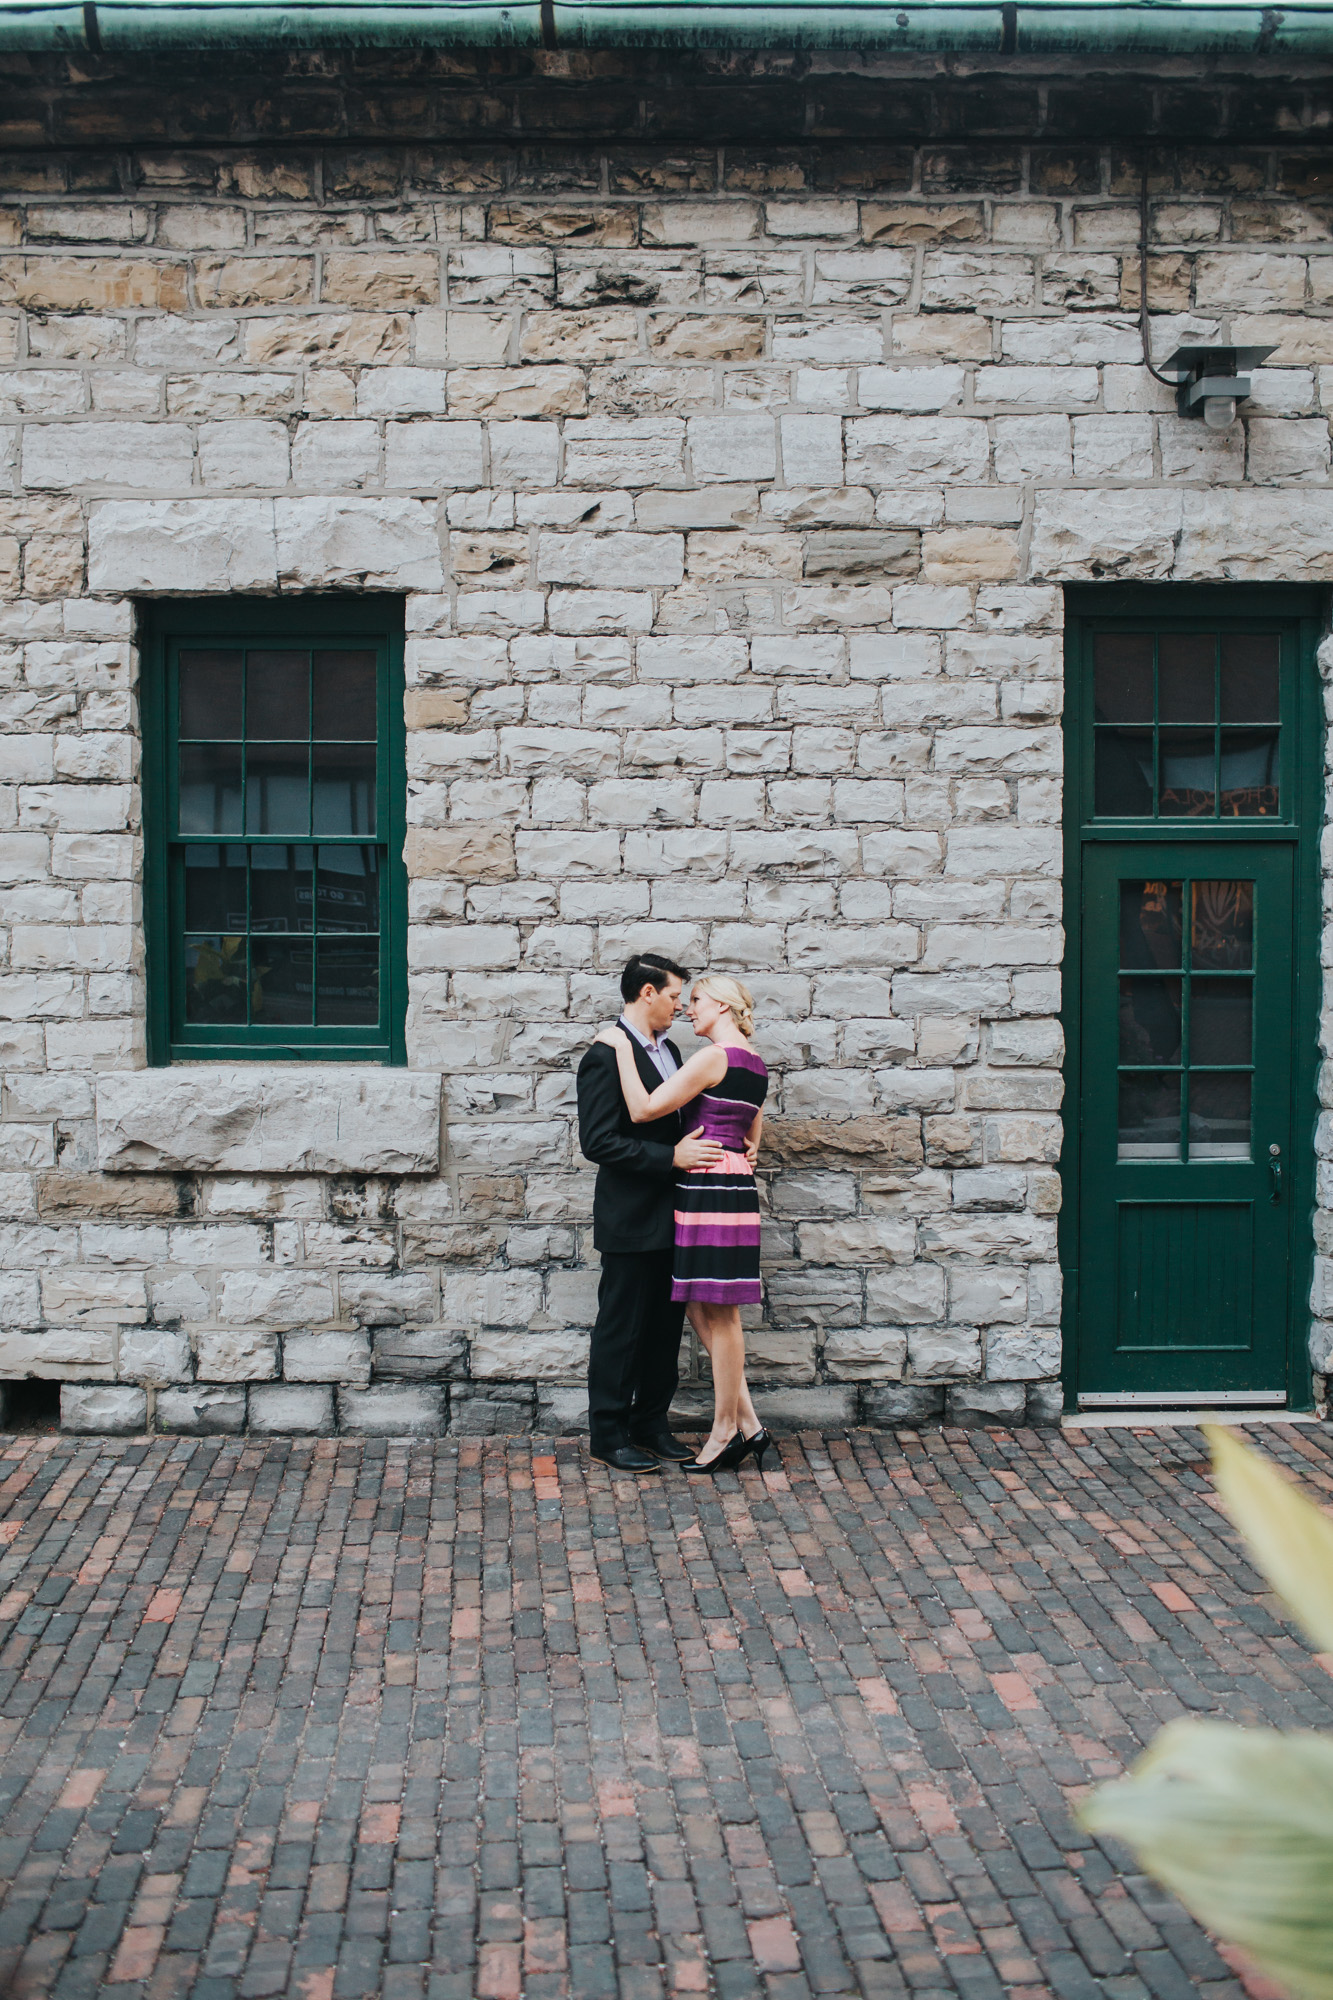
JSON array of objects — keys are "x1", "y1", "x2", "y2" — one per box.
[
  {"x1": 631, "y1": 1430, "x2": 694, "y2": 1462},
  {"x1": 590, "y1": 1444, "x2": 660, "y2": 1474}
]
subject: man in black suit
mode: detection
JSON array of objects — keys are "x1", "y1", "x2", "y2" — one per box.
[{"x1": 576, "y1": 952, "x2": 722, "y2": 1473}]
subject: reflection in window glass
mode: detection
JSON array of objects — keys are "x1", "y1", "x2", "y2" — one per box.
[
  {"x1": 1190, "y1": 978, "x2": 1252, "y2": 1065},
  {"x1": 1219, "y1": 730, "x2": 1279, "y2": 817},
  {"x1": 1120, "y1": 881, "x2": 1183, "y2": 971},
  {"x1": 1158, "y1": 634, "x2": 1215, "y2": 723},
  {"x1": 312, "y1": 743, "x2": 376, "y2": 837},
  {"x1": 1158, "y1": 731, "x2": 1216, "y2": 816},
  {"x1": 179, "y1": 652, "x2": 242, "y2": 738},
  {"x1": 1220, "y1": 633, "x2": 1279, "y2": 721},
  {"x1": 1094, "y1": 633, "x2": 1154, "y2": 722},
  {"x1": 1119, "y1": 1072, "x2": 1181, "y2": 1160},
  {"x1": 1191, "y1": 881, "x2": 1253, "y2": 970},
  {"x1": 313, "y1": 652, "x2": 376, "y2": 739},
  {"x1": 246, "y1": 652, "x2": 309, "y2": 739},
  {"x1": 184, "y1": 935, "x2": 249, "y2": 1024},
  {"x1": 1119, "y1": 977, "x2": 1182, "y2": 1065},
  {"x1": 1095, "y1": 729, "x2": 1154, "y2": 816},
  {"x1": 1092, "y1": 628, "x2": 1282, "y2": 820},
  {"x1": 179, "y1": 743, "x2": 242, "y2": 835},
  {"x1": 245, "y1": 744, "x2": 309, "y2": 836},
  {"x1": 1189, "y1": 1072, "x2": 1251, "y2": 1160}
]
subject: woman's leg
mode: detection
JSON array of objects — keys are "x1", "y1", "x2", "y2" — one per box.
[
  {"x1": 688, "y1": 1301, "x2": 748, "y2": 1460},
  {"x1": 688, "y1": 1302, "x2": 759, "y2": 1436}
]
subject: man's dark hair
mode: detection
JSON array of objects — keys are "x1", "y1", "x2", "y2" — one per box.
[{"x1": 620, "y1": 952, "x2": 689, "y2": 1006}]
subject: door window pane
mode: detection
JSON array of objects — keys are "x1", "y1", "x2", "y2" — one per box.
[
  {"x1": 1120, "y1": 881, "x2": 1183, "y2": 970},
  {"x1": 179, "y1": 651, "x2": 242, "y2": 738},
  {"x1": 1095, "y1": 730, "x2": 1154, "y2": 816},
  {"x1": 1191, "y1": 881, "x2": 1253, "y2": 970},
  {"x1": 246, "y1": 652, "x2": 309, "y2": 739},
  {"x1": 1190, "y1": 979, "x2": 1252, "y2": 1065},
  {"x1": 1158, "y1": 732, "x2": 1216, "y2": 816},
  {"x1": 1219, "y1": 730, "x2": 1279, "y2": 817},
  {"x1": 1119, "y1": 977, "x2": 1183, "y2": 1065},
  {"x1": 1158, "y1": 634, "x2": 1215, "y2": 722},
  {"x1": 1188, "y1": 1072, "x2": 1251, "y2": 1160},
  {"x1": 1094, "y1": 633, "x2": 1154, "y2": 721},
  {"x1": 1119, "y1": 1073, "x2": 1181, "y2": 1160},
  {"x1": 1220, "y1": 634, "x2": 1279, "y2": 721}
]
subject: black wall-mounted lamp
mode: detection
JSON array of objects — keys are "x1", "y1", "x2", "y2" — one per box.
[{"x1": 1160, "y1": 344, "x2": 1276, "y2": 430}]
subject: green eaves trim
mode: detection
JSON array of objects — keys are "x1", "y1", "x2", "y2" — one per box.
[{"x1": 6, "y1": 0, "x2": 1333, "y2": 53}]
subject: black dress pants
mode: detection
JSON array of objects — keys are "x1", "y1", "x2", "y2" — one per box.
[{"x1": 587, "y1": 1249, "x2": 686, "y2": 1452}]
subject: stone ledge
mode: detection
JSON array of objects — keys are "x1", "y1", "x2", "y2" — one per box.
[{"x1": 95, "y1": 1069, "x2": 442, "y2": 1176}]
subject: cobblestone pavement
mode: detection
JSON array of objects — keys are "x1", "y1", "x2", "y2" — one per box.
[{"x1": 0, "y1": 1423, "x2": 1331, "y2": 2000}]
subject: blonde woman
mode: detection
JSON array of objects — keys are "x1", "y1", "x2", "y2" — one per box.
[{"x1": 596, "y1": 974, "x2": 770, "y2": 1474}]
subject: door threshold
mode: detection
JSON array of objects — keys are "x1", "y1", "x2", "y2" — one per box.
[{"x1": 1064, "y1": 1408, "x2": 1321, "y2": 1429}]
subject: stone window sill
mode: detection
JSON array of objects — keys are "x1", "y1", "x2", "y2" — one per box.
[{"x1": 96, "y1": 1069, "x2": 441, "y2": 1176}]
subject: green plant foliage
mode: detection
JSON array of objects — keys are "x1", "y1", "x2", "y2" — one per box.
[{"x1": 1079, "y1": 1427, "x2": 1333, "y2": 2000}]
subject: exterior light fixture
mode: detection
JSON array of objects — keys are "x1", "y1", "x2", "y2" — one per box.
[{"x1": 1161, "y1": 344, "x2": 1276, "y2": 429}]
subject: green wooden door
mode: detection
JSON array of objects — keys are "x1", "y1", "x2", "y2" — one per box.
[
  {"x1": 1065, "y1": 593, "x2": 1321, "y2": 1411},
  {"x1": 1078, "y1": 844, "x2": 1292, "y2": 1398}
]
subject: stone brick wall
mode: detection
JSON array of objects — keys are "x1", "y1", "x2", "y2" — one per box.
[{"x1": 2, "y1": 62, "x2": 1332, "y2": 1434}]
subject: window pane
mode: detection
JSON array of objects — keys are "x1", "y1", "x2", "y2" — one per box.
[
  {"x1": 1191, "y1": 979, "x2": 1252, "y2": 1065},
  {"x1": 250, "y1": 844, "x2": 315, "y2": 934},
  {"x1": 317, "y1": 845, "x2": 379, "y2": 932},
  {"x1": 246, "y1": 651, "x2": 309, "y2": 739},
  {"x1": 1093, "y1": 633, "x2": 1153, "y2": 722},
  {"x1": 179, "y1": 743, "x2": 242, "y2": 835},
  {"x1": 1159, "y1": 730, "x2": 1215, "y2": 816},
  {"x1": 1121, "y1": 881, "x2": 1183, "y2": 970},
  {"x1": 1191, "y1": 881, "x2": 1254, "y2": 971},
  {"x1": 1219, "y1": 729, "x2": 1279, "y2": 817},
  {"x1": 179, "y1": 651, "x2": 242, "y2": 738},
  {"x1": 1158, "y1": 634, "x2": 1216, "y2": 722},
  {"x1": 183, "y1": 844, "x2": 247, "y2": 931},
  {"x1": 1189, "y1": 1072, "x2": 1251, "y2": 1160},
  {"x1": 1119, "y1": 977, "x2": 1182, "y2": 1065},
  {"x1": 245, "y1": 744, "x2": 309, "y2": 836},
  {"x1": 1095, "y1": 729, "x2": 1153, "y2": 816},
  {"x1": 251, "y1": 937, "x2": 313, "y2": 1026},
  {"x1": 313, "y1": 651, "x2": 377, "y2": 739},
  {"x1": 312, "y1": 743, "x2": 376, "y2": 836},
  {"x1": 184, "y1": 935, "x2": 249, "y2": 1023},
  {"x1": 1220, "y1": 633, "x2": 1279, "y2": 721},
  {"x1": 317, "y1": 937, "x2": 379, "y2": 1026},
  {"x1": 1118, "y1": 1072, "x2": 1181, "y2": 1160}
]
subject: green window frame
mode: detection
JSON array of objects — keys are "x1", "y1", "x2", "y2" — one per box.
[{"x1": 141, "y1": 598, "x2": 407, "y2": 1066}]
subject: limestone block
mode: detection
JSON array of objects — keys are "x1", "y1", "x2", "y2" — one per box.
[
  {"x1": 1247, "y1": 417, "x2": 1332, "y2": 484},
  {"x1": 42, "y1": 1269, "x2": 146, "y2": 1322},
  {"x1": 948, "y1": 1265, "x2": 1027, "y2": 1324},
  {"x1": 643, "y1": 201, "x2": 760, "y2": 245},
  {"x1": 1025, "y1": 1380, "x2": 1064, "y2": 1425},
  {"x1": 336, "y1": 1384, "x2": 447, "y2": 1435},
  {"x1": 61, "y1": 1383, "x2": 146, "y2": 1434},
  {"x1": 88, "y1": 499, "x2": 279, "y2": 592},
  {"x1": 244, "y1": 312, "x2": 409, "y2": 367},
  {"x1": 1029, "y1": 490, "x2": 1182, "y2": 580},
  {"x1": 537, "y1": 531, "x2": 684, "y2": 587},
  {"x1": 384, "y1": 419, "x2": 484, "y2": 489},
  {"x1": 864, "y1": 1264, "x2": 947, "y2": 1322},
  {"x1": 985, "y1": 1327, "x2": 1061, "y2": 1380},
  {"x1": 762, "y1": 1117, "x2": 923, "y2": 1168},
  {"x1": 0, "y1": 1327, "x2": 115, "y2": 1378},
  {"x1": 861, "y1": 1383, "x2": 945, "y2": 1426},
  {"x1": 248, "y1": 1384, "x2": 335, "y2": 1434},
  {"x1": 282, "y1": 1330, "x2": 372, "y2": 1384},
  {"x1": 156, "y1": 1385, "x2": 246, "y2": 1434},
  {"x1": 441, "y1": 1270, "x2": 544, "y2": 1327},
  {"x1": 469, "y1": 1327, "x2": 585, "y2": 1379},
  {"x1": 97, "y1": 1070, "x2": 442, "y2": 1174},
  {"x1": 908, "y1": 1325, "x2": 981, "y2": 1378},
  {"x1": 822, "y1": 1326, "x2": 908, "y2": 1380},
  {"x1": 737, "y1": 1385, "x2": 857, "y2": 1433},
  {"x1": 845, "y1": 416, "x2": 988, "y2": 487},
  {"x1": 118, "y1": 1327, "x2": 192, "y2": 1384},
  {"x1": 371, "y1": 1328, "x2": 468, "y2": 1379},
  {"x1": 799, "y1": 1217, "x2": 916, "y2": 1265},
  {"x1": 23, "y1": 422, "x2": 194, "y2": 491},
  {"x1": 688, "y1": 414, "x2": 777, "y2": 483},
  {"x1": 274, "y1": 497, "x2": 443, "y2": 589},
  {"x1": 0, "y1": 1272, "x2": 40, "y2": 1325},
  {"x1": 195, "y1": 1327, "x2": 278, "y2": 1382},
  {"x1": 535, "y1": 1386, "x2": 590, "y2": 1434},
  {"x1": 339, "y1": 1272, "x2": 438, "y2": 1326},
  {"x1": 945, "y1": 1381, "x2": 1026, "y2": 1426}
]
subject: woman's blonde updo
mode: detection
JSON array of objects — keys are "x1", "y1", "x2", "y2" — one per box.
[{"x1": 693, "y1": 974, "x2": 755, "y2": 1040}]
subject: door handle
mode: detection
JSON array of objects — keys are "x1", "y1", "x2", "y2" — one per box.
[{"x1": 1269, "y1": 1144, "x2": 1283, "y2": 1203}]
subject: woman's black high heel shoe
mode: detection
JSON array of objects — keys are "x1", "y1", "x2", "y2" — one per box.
[
  {"x1": 684, "y1": 1430, "x2": 751, "y2": 1474},
  {"x1": 745, "y1": 1428, "x2": 772, "y2": 1473}
]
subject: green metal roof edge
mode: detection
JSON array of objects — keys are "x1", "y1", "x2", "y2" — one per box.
[{"x1": 4, "y1": 0, "x2": 1333, "y2": 52}]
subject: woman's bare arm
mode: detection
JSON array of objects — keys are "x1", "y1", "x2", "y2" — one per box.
[
  {"x1": 594, "y1": 1029, "x2": 727, "y2": 1123},
  {"x1": 744, "y1": 1107, "x2": 764, "y2": 1167}
]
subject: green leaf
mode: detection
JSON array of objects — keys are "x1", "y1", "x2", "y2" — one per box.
[
  {"x1": 1206, "y1": 1425, "x2": 1333, "y2": 1654},
  {"x1": 1081, "y1": 1719, "x2": 1333, "y2": 2000}
]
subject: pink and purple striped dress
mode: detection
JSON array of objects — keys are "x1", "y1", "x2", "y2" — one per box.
[{"x1": 671, "y1": 1047, "x2": 768, "y2": 1305}]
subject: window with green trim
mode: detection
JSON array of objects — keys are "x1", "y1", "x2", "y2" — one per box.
[{"x1": 141, "y1": 600, "x2": 407, "y2": 1064}]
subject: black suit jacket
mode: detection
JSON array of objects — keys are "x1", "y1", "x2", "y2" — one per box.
[{"x1": 576, "y1": 1036, "x2": 689, "y2": 1254}]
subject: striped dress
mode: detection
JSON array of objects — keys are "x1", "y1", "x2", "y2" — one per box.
[{"x1": 671, "y1": 1046, "x2": 768, "y2": 1305}]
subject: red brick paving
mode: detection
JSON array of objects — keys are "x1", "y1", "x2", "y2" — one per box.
[{"x1": 0, "y1": 1421, "x2": 1328, "y2": 1999}]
